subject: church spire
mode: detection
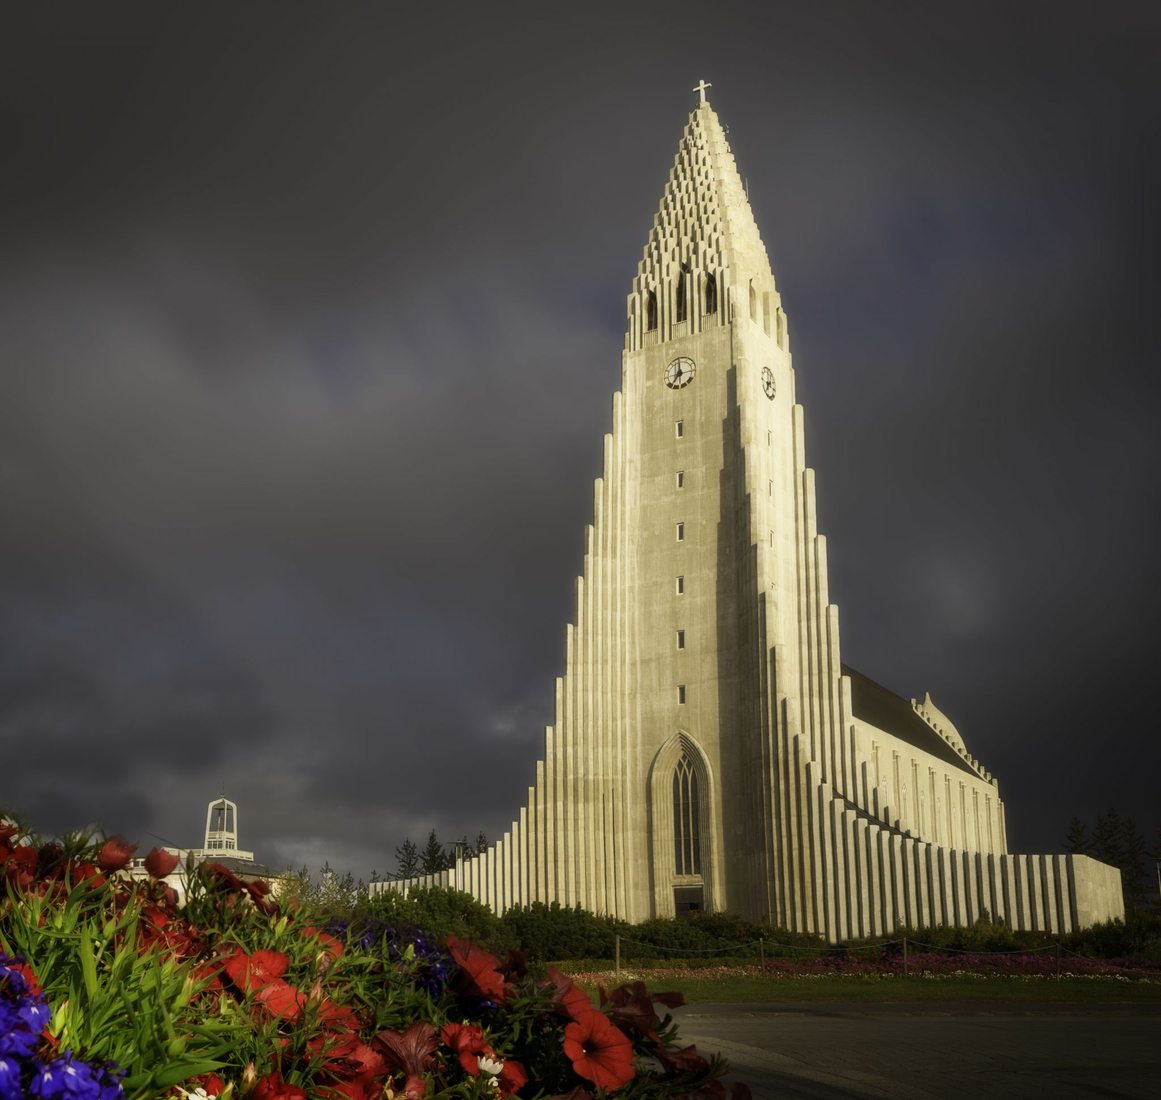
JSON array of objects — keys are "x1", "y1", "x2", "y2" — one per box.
[{"x1": 627, "y1": 89, "x2": 781, "y2": 350}]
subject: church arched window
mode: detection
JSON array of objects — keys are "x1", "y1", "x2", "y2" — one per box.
[
  {"x1": 672, "y1": 752, "x2": 702, "y2": 875},
  {"x1": 675, "y1": 271, "x2": 687, "y2": 323},
  {"x1": 704, "y1": 273, "x2": 717, "y2": 314},
  {"x1": 646, "y1": 290, "x2": 658, "y2": 331}
]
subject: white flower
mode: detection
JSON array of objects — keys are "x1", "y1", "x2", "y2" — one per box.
[{"x1": 477, "y1": 1055, "x2": 504, "y2": 1078}]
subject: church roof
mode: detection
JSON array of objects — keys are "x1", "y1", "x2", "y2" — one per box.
[{"x1": 842, "y1": 664, "x2": 981, "y2": 778}]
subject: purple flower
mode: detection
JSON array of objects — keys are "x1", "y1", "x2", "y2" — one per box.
[{"x1": 27, "y1": 1053, "x2": 124, "y2": 1100}]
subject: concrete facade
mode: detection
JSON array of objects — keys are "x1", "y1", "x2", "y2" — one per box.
[{"x1": 374, "y1": 95, "x2": 1124, "y2": 938}]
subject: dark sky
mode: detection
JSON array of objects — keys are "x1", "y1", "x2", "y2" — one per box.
[{"x1": 3, "y1": 2, "x2": 1159, "y2": 880}]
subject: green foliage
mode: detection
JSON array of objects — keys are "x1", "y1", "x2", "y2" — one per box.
[
  {"x1": 358, "y1": 886, "x2": 517, "y2": 955},
  {"x1": 502, "y1": 902, "x2": 624, "y2": 961},
  {"x1": 394, "y1": 837, "x2": 420, "y2": 879}
]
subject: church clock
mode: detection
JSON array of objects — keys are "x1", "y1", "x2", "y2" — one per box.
[
  {"x1": 761, "y1": 366, "x2": 776, "y2": 399},
  {"x1": 665, "y1": 357, "x2": 696, "y2": 389}
]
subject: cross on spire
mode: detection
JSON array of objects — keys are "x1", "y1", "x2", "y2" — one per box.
[{"x1": 693, "y1": 79, "x2": 712, "y2": 105}]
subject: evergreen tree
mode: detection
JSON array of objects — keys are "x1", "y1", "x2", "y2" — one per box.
[
  {"x1": 1064, "y1": 817, "x2": 1090, "y2": 855},
  {"x1": 1092, "y1": 808, "x2": 1126, "y2": 869},
  {"x1": 394, "y1": 838, "x2": 420, "y2": 879},
  {"x1": 1121, "y1": 817, "x2": 1147, "y2": 908},
  {"x1": 476, "y1": 830, "x2": 489, "y2": 856},
  {"x1": 420, "y1": 828, "x2": 450, "y2": 873}
]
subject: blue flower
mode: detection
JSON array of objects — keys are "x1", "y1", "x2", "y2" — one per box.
[
  {"x1": 27, "y1": 1053, "x2": 124, "y2": 1100},
  {"x1": 0, "y1": 1057, "x2": 25, "y2": 1100}
]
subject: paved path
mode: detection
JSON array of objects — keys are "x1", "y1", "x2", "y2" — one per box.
[{"x1": 674, "y1": 1000, "x2": 1161, "y2": 1099}]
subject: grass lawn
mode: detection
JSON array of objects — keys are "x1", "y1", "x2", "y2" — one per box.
[{"x1": 563, "y1": 965, "x2": 1161, "y2": 1004}]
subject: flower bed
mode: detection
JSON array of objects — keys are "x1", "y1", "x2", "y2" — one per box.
[{"x1": 0, "y1": 825, "x2": 750, "y2": 1099}]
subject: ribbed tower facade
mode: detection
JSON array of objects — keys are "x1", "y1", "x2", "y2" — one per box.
[{"x1": 377, "y1": 94, "x2": 1124, "y2": 939}]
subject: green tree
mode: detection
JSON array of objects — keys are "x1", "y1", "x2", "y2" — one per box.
[
  {"x1": 395, "y1": 838, "x2": 420, "y2": 879},
  {"x1": 420, "y1": 828, "x2": 450, "y2": 874},
  {"x1": 1121, "y1": 817, "x2": 1148, "y2": 908},
  {"x1": 1064, "y1": 816, "x2": 1090, "y2": 855},
  {"x1": 475, "y1": 830, "x2": 489, "y2": 856},
  {"x1": 1092, "y1": 808, "x2": 1126, "y2": 868}
]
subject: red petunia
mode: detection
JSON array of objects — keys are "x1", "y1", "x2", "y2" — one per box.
[
  {"x1": 252, "y1": 1071, "x2": 307, "y2": 1100},
  {"x1": 144, "y1": 846, "x2": 180, "y2": 878},
  {"x1": 253, "y1": 978, "x2": 306, "y2": 1022},
  {"x1": 546, "y1": 966, "x2": 595, "y2": 1022},
  {"x1": 497, "y1": 1059, "x2": 527, "y2": 1096},
  {"x1": 223, "y1": 948, "x2": 290, "y2": 993},
  {"x1": 563, "y1": 1009, "x2": 636, "y2": 1092},
  {"x1": 441, "y1": 1022, "x2": 492, "y2": 1075},
  {"x1": 302, "y1": 925, "x2": 344, "y2": 970},
  {"x1": 96, "y1": 836, "x2": 136, "y2": 872},
  {"x1": 600, "y1": 980, "x2": 685, "y2": 1042},
  {"x1": 446, "y1": 936, "x2": 507, "y2": 1003}
]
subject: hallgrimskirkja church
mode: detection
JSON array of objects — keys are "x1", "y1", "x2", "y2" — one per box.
[{"x1": 373, "y1": 88, "x2": 1124, "y2": 939}]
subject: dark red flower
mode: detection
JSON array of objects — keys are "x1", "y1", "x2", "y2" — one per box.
[
  {"x1": 374, "y1": 1021, "x2": 438, "y2": 1100},
  {"x1": 144, "y1": 846, "x2": 180, "y2": 878},
  {"x1": 441, "y1": 1022, "x2": 492, "y2": 1075},
  {"x1": 202, "y1": 862, "x2": 245, "y2": 891},
  {"x1": 655, "y1": 1044, "x2": 710, "y2": 1075},
  {"x1": 302, "y1": 925, "x2": 344, "y2": 970},
  {"x1": 252, "y1": 1071, "x2": 307, "y2": 1100},
  {"x1": 601, "y1": 980, "x2": 684, "y2": 1042},
  {"x1": 563, "y1": 1009, "x2": 635, "y2": 1092},
  {"x1": 68, "y1": 862, "x2": 105, "y2": 887},
  {"x1": 447, "y1": 936, "x2": 508, "y2": 1003},
  {"x1": 96, "y1": 835, "x2": 137, "y2": 871},
  {"x1": 5, "y1": 845, "x2": 38, "y2": 887},
  {"x1": 223, "y1": 948, "x2": 290, "y2": 992}
]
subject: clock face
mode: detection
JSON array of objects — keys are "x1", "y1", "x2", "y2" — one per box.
[
  {"x1": 761, "y1": 366, "x2": 776, "y2": 399},
  {"x1": 665, "y1": 357, "x2": 696, "y2": 389}
]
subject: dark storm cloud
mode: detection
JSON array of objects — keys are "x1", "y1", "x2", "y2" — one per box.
[{"x1": 2, "y1": 2, "x2": 1158, "y2": 875}]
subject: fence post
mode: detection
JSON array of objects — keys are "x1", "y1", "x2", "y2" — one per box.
[
  {"x1": 902, "y1": 936, "x2": 908, "y2": 978},
  {"x1": 615, "y1": 934, "x2": 621, "y2": 980},
  {"x1": 758, "y1": 937, "x2": 765, "y2": 970}
]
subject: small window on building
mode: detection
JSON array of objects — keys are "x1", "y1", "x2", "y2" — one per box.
[
  {"x1": 677, "y1": 684, "x2": 687, "y2": 704},
  {"x1": 676, "y1": 630, "x2": 686, "y2": 649},
  {"x1": 767, "y1": 430, "x2": 772, "y2": 445},
  {"x1": 705, "y1": 273, "x2": 717, "y2": 314},
  {"x1": 675, "y1": 420, "x2": 684, "y2": 438},
  {"x1": 768, "y1": 479, "x2": 773, "y2": 497},
  {"x1": 769, "y1": 530, "x2": 774, "y2": 547},
  {"x1": 675, "y1": 270, "x2": 687, "y2": 323},
  {"x1": 749, "y1": 281, "x2": 757, "y2": 321},
  {"x1": 676, "y1": 522, "x2": 685, "y2": 541},
  {"x1": 676, "y1": 470, "x2": 685, "y2": 488},
  {"x1": 676, "y1": 575, "x2": 684, "y2": 595},
  {"x1": 646, "y1": 290, "x2": 658, "y2": 331}
]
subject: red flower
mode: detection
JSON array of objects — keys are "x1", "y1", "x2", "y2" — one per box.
[
  {"x1": 144, "y1": 846, "x2": 180, "y2": 878},
  {"x1": 302, "y1": 925, "x2": 344, "y2": 971},
  {"x1": 96, "y1": 836, "x2": 136, "y2": 871},
  {"x1": 446, "y1": 936, "x2": 507, "y2": 1003},
  {"x1": 441, "y1": 1022, "x2": 492, "y2": 1074},
  {"x1": 498, "y1": 1059, "x2": 527, "y2": 1096},
  {"x1": 252, "y1": 1071, "x2": 307, "y2": 1100},
  {"x1": 253, "y1": 978, "x2": 305, "y2": 1022},
  {"x1": 374, "y1": 1021, "x2": 438, "y2": 1100},
  {"x1": 68, "y1": 862, "x2": 105, "y2": 887},
  {"x1": 185, "y1": 1073, "x2": 225, "y2": 1097},
  {"x1": 546, "y1": 967, "x2": 594, "y2": 1022},
  {"x1": 223, "y1": 948, "x2": 290, "y2": 992},
  {"x1": 563, "y1": 1009, "x2": 635, "y2": 1092},
  {"x1": 5, "y1": 845, "x2": 38, "y2": 887}
]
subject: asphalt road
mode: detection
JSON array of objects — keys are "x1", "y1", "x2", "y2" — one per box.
[{"x1": 674, "y1": 1000, "x2": 1161, "y2": 1099}]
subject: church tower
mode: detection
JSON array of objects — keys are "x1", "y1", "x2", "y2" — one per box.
[{"x1": 377, "y1": 88, "x2": 1124, "y2": 938}]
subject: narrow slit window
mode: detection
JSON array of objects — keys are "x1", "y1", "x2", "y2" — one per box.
[
  {"x1": 676, "y1": 470, "x2": 684, "y2": 489},
  {"x1": 675, "y1": 575, "x2": 684, "y2": 595},
  {"x1": 675, "y1": 270, "x2": 687, "y2": 323},
  {"x1": 676, "y1": 522, "x2": 685, "y2": 542},
  {"x1": 705, "y1": 272, "x2": 717, "y2": 314},
  {"x1": 676, "y1": 630, "x2": 686, "y2": 650},
  {"x1": 675, "y1": 420, "x2": 684, "y2": 438},
  {"x1": 768, "y1": 479, "x2": 773, "y2": 497},
  {"x1": 646, "y1": 290, "x2": 658, "y2": 331},
  {"x1": 677, "y1": 684, "x2": 687, "y2": 705}
]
